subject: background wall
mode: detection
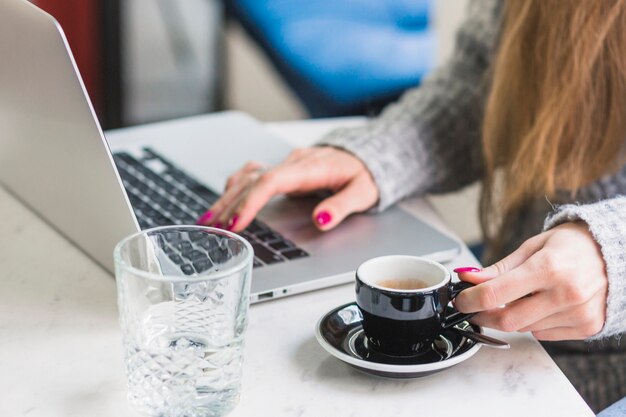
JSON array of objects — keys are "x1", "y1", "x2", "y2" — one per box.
[{"x1": 122, "y1": 0, "x2": 222, "y2": 125}]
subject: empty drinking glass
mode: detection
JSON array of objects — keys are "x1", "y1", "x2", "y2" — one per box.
[{"x1": 114, "y1": 226, "x2": 253, "y2": 417}]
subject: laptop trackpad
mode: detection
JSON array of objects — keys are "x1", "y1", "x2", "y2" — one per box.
[{"x1": 260, "y1": 195, "x2": 460, "y2": 263}]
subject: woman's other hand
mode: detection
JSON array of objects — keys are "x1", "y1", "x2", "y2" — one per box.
[
  {"x1": 454, "y1": 222, "x2": 608, "y2": 341},
  {"x1": 196, "y1": 146, "x2": 379, "y2": 232}
]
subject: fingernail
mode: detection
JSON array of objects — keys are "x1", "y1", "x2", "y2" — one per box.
[
  {"x1": 316, "y1": 211, "x2": 332, "y2": 226},
  {"x1": 196, "y1": 211, "x2": 213, "y2": 225},
  {"x1": 227, "y1": 215, "x2": 239, "y2": 231},
  {"x1": 454, "y1": 267, "x2": 481, "y2": 273},
  {"x1": 214, "y1": 222, "x2": 223, "y2": 229}
]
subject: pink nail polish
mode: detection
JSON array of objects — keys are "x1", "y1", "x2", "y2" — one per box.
[
  {"x1": 214, "y1": 222, "x2": 223, "y2": 229},
  {"x1": 454, "y1": 267, "x2": 481, "y2": 273},
  {"x1": 227, "y1": 215, "x2": 239, "y2": 231},
  {"x1": 316, "y1": 211, "x2": 332, "y2": 226},
  {"x1": 196, "y1": 211, "x2": 213, "y2": 225}
]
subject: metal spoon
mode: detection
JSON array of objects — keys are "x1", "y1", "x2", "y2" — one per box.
[{"x1": 452, "y1": 327, "x2": 510, "y2": 349}]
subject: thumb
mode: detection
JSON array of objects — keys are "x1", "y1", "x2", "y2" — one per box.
[
  {"x1": 456, "y1": 264, "x2": 505, "y2": 285},
  {"x1": 455, "y1": 233, "x2": 548, "y2": 284},
  {"x1": 312, "y1": 174, "x2": 378, "y2": 231}
]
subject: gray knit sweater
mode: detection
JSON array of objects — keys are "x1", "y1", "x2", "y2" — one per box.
[{"x1": 320, "y1": 0, "x2": 626, "y2": 341}]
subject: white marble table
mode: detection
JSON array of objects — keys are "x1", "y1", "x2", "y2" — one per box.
[{"x1": 0, "y1": 118, "x2": 594, "y2": 417}]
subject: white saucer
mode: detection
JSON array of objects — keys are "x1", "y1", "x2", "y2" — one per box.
[{"x1": 315, "y1": 302, "x2": 482, "y2": 378}]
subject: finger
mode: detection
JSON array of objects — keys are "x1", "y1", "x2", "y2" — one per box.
[
  {"x1": 221, "y1": 193, "x2": 248, "y2": 231},
  {"x1": 222, "y1": 149, "x2": 365, "y2": 232},
  {"x1": 519, "y1": 293, "x2": 605, "y2": 333},
  {"x1": 202, "y1": 176, "x2": 256, "y2": 227},
  {"x1": 225, "y1": 161, "x2": 264, "y2": 192},
  {"x1": 469, "y1": 292, "x2": 560, "y2": 332},
  {"x1": 457, "y1": 233, "x2": 549, "y2": 285},
  {"x1": 211, "y1": 153, "x2": 315, "y2": 227},
  {"x1": 283, "y1": 147, "x2": 313, "y2": 164},
  {"x1": 532, "y1": 327, "x2": 591, "y2": 341},
  {"x1": 283, "y1": 153, "x2": 337, "y2": 200},
  {"x1": 311, "y1": 173, "x2": 378, "y2": 231},
  {"x1": 455, "y1": 252, "x2": 547, "y2": 312},
  {"x1": 198, "y1": 163, "x2": 263, "y2": 226},
  {"x1": 520, "y1": 313, "x2": 569, "y2": 332},
  {"x1": 225, "y1": 164, "x2": 324, "y2": 232}
]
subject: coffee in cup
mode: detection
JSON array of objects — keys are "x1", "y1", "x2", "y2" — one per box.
[
  {"x1": 375, "y1": 278, "x2": 429, "y2": 290},
  {"x1": 355, "y1": 256, "x2": 473, "y2": 357}
]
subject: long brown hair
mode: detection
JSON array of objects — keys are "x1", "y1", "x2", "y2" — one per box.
[{"x1": 481, "y1": 0, "x2": 626, "y2": 251}]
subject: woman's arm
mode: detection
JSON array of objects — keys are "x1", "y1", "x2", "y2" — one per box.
[{"x1": 319, "y1": 0, "x2": 503, "y2": 210}]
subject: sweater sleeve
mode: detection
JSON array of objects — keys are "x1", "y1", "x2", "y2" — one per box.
[
  {"x1": 318, "y1": 0, "x2": 503, "y2": 211},
  {"x1": 544, "y1": 196, "x2": 626, "y2": 340}
]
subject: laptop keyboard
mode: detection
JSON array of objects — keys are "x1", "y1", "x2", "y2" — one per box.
[{"x1": 112, "y1": 148, "x2": 308, "y2": 270}]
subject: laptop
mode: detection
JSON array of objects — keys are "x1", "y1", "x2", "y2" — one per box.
[{"x1": 0, "y1": 0, "x2": 460, "y2": 302}]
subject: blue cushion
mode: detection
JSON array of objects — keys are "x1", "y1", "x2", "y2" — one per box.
[{"x1": 229, "y1": 0, "x2": 435, "y2": 110}]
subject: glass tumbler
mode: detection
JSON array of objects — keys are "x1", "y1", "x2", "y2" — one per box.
[{"x1": 114, "y1": 226, "x2": 253, "y2": 417}]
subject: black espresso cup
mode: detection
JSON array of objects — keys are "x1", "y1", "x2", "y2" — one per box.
[{"x1": 355, "y1": 255, "x2": 474, "y2": 357}]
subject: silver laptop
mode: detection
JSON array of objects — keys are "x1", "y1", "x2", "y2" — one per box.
[{"x1": 0, "y1": 0, "x2": 460, "y2": 302}]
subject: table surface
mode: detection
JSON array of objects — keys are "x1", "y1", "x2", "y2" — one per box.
[{"x1": 0, "y1": 117, "x2": 593, "y2": 417}]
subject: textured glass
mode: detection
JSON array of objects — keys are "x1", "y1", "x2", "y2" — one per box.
[{"x1": 114, "y1": 226, "x2": 253, "y2": 417}]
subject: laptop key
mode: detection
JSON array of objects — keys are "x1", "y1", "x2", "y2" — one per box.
[
  {"x1": 162, "y1": 231, "x2": 183, "y2": 244},
  {"x1": 169, "y1": 168, "x2": 199, "y2": 186},
  {"x1": 187, "y1": 201, "x2": 206, "y2": 213},
  {"x1": 152, "y1": 194, "x2": 168, "y2": 205},
  {"x1": 251, "y1": 243, "x2": 284, "y2": 265},
  {"x1": 197, "y1": 239, "x2": 213, "y2": 251},
  {"x1": 134, "y1": 200, "x2": 149, "y2": 211},
  {"x1": 239, "y1": 231, "x2": 257, "y2": 243},
  {"x1": 127, "y1": 193, "x2": 142, "y2": 204},
  {"x1": 160, "y1": 201, "x2": 177, "y2": 212},
  {"x1": 169, "y1": 254, "x2": 184, "y2": 265},
  {"x1": 187, "y1": 250, "x2": 206, "y2": 262},
  {"x1": 175, "y1": 241, "x2": 193, "y2": 254},
  {"x1": 207, "y1": 247, "x2": 231, "y2": 264},
  {"x1": 245, "y1": 221, "x2": 266, "y2": 234},
  {"x1": 257, "y1": 231, "x2": 281, "y2": 243},
  {"x1": 143, "y1": 206, "x2": 159, "y2": 218},
  {"x1": 189, "y1": 231, "x2": 207, "y2": 242},
  {"x1": 171, "y1": 188, "x2": 187, "y2": 200},
  {"x1": 191, "y1": 186, "x2": 219, "y2": 203},
  {"x1": 152, "y1": 176, "x2": 173, "y2": 191},
  {"x1": 281, "y1": 248, "x2": 309, "y2": 260},
  {"x1": 151, "y1": 213, "x2": 173, "y2": 226},
  {"x1": 138, "y1": 220, "x2": 151, "y2": 230},
  {"x1": 115, "y1": 148, "x2": 309, "y2": 271},
  {"x1": 268, "y1": 240, "x2": 292, "y2": 251},
  {"x1": 180, "y1": 264, "x2": 196, "y2": 275},
  {"x1": 114, "y1": 152, "x2": 135, "y2": 164},
  {"x1": 171, "y1": 213, "x2": 194, "y2": 224},
  {"x1": 193, "y1": 259, "x2": 213, "y2": 273},
  {"x1": 153, "y1": 234, "x2": 167, "y2": 248}
]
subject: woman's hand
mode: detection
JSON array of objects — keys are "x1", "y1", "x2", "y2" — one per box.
[
  {"x1": 454, "y1": 222, "x2": 608, "y2": 341},
  {"x1": 196, "y1": 146, "x2": 379, "y2": 232}
]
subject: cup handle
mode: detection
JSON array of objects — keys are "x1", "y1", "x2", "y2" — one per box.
[{"x1": 442, "y1": 281, "x2": 475, "y2": 329}]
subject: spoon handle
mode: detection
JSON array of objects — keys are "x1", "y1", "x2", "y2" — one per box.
[{"x1": 453, "y1": 327, "x2": 510, "y2": 349}]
